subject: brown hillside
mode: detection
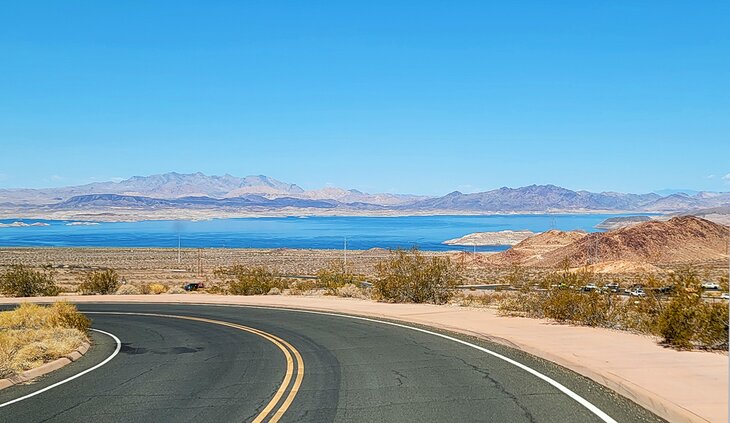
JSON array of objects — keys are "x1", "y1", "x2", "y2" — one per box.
[
  {"x1": 535, "y1": 216, "x2": 729, "y2": 267},
  {"x1": 486, "y1": 230, "x2": 588, "y2": 266}
]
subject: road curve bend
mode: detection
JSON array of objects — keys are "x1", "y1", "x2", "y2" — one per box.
[{"x1": 0, "y1": 303, "x2": 665, "y2": 423}]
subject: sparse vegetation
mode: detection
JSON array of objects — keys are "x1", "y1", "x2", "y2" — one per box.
[
  {"x1": 214, "y1": 265, "x2": 286, "y2": 296},
  {"x1": 286, "y1": 279, "x2": 318, "y2": 295},
  {"x1": 0, "y1": 302, "x2": 90, "y2": 378},
  {"x1": 373, "y1": 248, "x2": 463, "y2": 304},
  {"x1": 78, "y1": 269, "x2": 120, "y2": 295},
  {"x1": 0, "y1": 265, "x2": 59, "y2": 297},
  {"x1": 656, "y1": 268, "x2": 728, "y2": 349},
  {"x1": 497, "y1": 267, "x2": 728, "y2": 350},
  {"x1": 317, "y1": 260, "x2": 362, "y2": 295},
  {"x1": 166, "y1": 286, "x2": 186, "y2": 294}
]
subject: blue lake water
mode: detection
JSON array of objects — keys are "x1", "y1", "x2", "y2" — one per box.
[{"x1": 0, "y1": 214, "x2": 642, "y2": 251}]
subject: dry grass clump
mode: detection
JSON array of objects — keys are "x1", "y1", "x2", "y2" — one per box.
[
  {"x1": 0, "y1": 302, "x2": 90, "y2": 378},
  {"x1": 115, "y1": 284, "x2": 141, "y2": 295}
]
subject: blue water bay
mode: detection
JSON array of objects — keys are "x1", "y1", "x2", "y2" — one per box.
[{"x1": 0, "y1": 214, "x2": 642, "y2": 251}]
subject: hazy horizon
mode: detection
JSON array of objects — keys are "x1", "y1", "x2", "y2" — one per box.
[{"x1": 0, "y1": 170, "x2": 727, "y2": 198}]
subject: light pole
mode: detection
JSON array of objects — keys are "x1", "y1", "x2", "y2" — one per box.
[{"x1": 344, "y1": 236, "x2": 348, "y2": 270}]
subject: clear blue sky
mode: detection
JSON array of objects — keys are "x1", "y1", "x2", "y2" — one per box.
[{"x1": 1, "y1": 1, "x2": 728, "y2": 195}]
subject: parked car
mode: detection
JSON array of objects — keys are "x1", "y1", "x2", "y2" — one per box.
[
  {"x1": 629, "y1": 288, "x2": 646, "y2": 297},
  {"x1": 605, "y1": 282, "x2": 620, "y2": 293},
  {"x1": 721, "y1": 293, "x2": 729, "y2": 300},
  {"x1": 656, "y1": 285, "x2": 674, "y2": 295},
  {"x1": 183, "y1": 282, "x2": 205, "y2": 291},
  {"x1": 701, "y1": 281, "x2": 720, "y2": 290},
  {"x1": 582, "y1": 283, "x2": 598, "y2": 292}
]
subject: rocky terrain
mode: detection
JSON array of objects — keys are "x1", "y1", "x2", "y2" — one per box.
[
  {"x1": 485, "y1": 230, "x2": 588, "y2": 266},
  {"x1": 443, "y1": 230, "x2": 535, "y2": 246},
  {"x1": 594, "y1": 215, "x2": 652, "y2": 230},
  {"x1": 489, "y1": 216, "x2": 729, "y2": 268}
]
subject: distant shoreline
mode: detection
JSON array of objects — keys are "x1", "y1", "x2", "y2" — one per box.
[{"x1": 0, "y1": 209, "x2": 655, "y2": 223}]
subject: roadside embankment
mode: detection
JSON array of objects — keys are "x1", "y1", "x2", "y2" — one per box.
[{"x1": 1, "y1": 294, "x2": 725, "y2": 423}]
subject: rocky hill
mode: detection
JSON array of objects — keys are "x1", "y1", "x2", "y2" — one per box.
[
  {"x1": 443, "y1": 230, "x2": 535, "y2": 246},
  {"x1": 594, "y1": 215, "x2": 652, "y2": 230},
  {"x1": 532, "y1": 216, "x2": 729, "y2": 267},
  {"x1": 0, "y1": 172, "x2": 420, "y2": 207},
  {"x1": 51, "y1": 193, "x2": 338, "y2": 210},
  {"x1": 486, "y1": 230, "x2": 588, "y2": 266},
  {"x1": 406, "y1": 185, "x2": 662, "y2": 212},
  {"x1": 2, "y1": 173, "x2": 730, "y2": 218}
]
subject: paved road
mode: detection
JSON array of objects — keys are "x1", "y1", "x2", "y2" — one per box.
[{"x1": 0, "y1": 303, "x2": 666, "y2": 422}]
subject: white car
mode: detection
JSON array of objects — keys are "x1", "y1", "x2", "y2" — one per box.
[
  {"x1": 629, "y1": 288, "x2": 646, "y2": 297},
  {"x1": 701, "y1": 282, "x2": 720, "y2": 290},
  {"x1": 721, "y1": 293, "x2": 729, "y2": 300}
]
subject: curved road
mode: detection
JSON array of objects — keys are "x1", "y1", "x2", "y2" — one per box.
[{"x1": 0, "y1": 303, "x2": 665, "y2": 422}]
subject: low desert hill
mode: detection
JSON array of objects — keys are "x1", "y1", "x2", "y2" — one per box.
[
  {"x1": 486, "y1": 230, "x2": 588, "y2": 266},
  {"x1": 533, "y1": 216, "x2": 728, "y2": 267}
]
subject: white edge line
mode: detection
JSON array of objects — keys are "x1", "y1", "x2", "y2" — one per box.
[
  {"x1": 0, "y1": 328, "x2": 122, "y2": 409},
  {"x1": 188, "y1": 303, "x2": 619, "y2": 423}
]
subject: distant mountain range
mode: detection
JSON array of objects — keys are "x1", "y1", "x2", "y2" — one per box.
[
  {"x1": 1, "y1": 172, "x2": 729, "y2": 221},
  {"x1": 0, "y1": 172, "x2": 422, "y2": 207}
]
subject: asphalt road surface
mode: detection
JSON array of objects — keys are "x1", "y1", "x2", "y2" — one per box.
[{"x1": 0, "y1": 303, "x2": 666, "y2": 422}]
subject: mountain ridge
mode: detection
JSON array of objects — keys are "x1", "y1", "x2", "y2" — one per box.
[{"x1": 1, "y1": 172, "x2": 730, "y2": 218}]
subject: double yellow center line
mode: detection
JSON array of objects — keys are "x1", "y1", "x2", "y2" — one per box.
[{"x1": 89, "y1": 312, "x2": 304, "y2": 422}]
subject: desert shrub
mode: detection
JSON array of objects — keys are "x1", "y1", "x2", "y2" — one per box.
[
  {"x1": 696, "y1": 302, "x2": 729, "y2": 349},
  {"x1": 267, "y1": 287, "x2": 281, "y2": 295},
  {"x1": 719, "y1": 275, "x2": 729, "y2": 292},
  {"x1": 115, "y1": 284, "x2": 141, "y2": 295},
  {"x1": 78, "y1": 269, "x2": 120, "y2": 295},
  {"x1": 495, "y1": 267, "x2": 728, "y2": 350},
  {"x1": 166, "y1": 286, "x2": 186, "y2": 294},
  {"x1": 655, "y1": 268, "x2": 725, "y2": 349},
  {"x1": 503, "y1": 264, "x2": 528, "y2": 290},
  {"x1": 0, "y1": 265, "x2": 59, "y2": 297},
  {"x1": 214, "y1": 265, "x2": 285, "y2": 296},
  {"x1": 337, "y1": 283, "x2": 366, "y2": 298},
  {"x1": 317, "y1": 260, "x2": 361, "y2": 294},
  {"x1": 498, "y1": 291, "x2": 546, "y2": 317},
  {"x1": 373, "y1": 248, "x2": 463, "y2": 304},
  {"x1": 206, "y1": 284, "x2": 227, "y2": 295}
]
